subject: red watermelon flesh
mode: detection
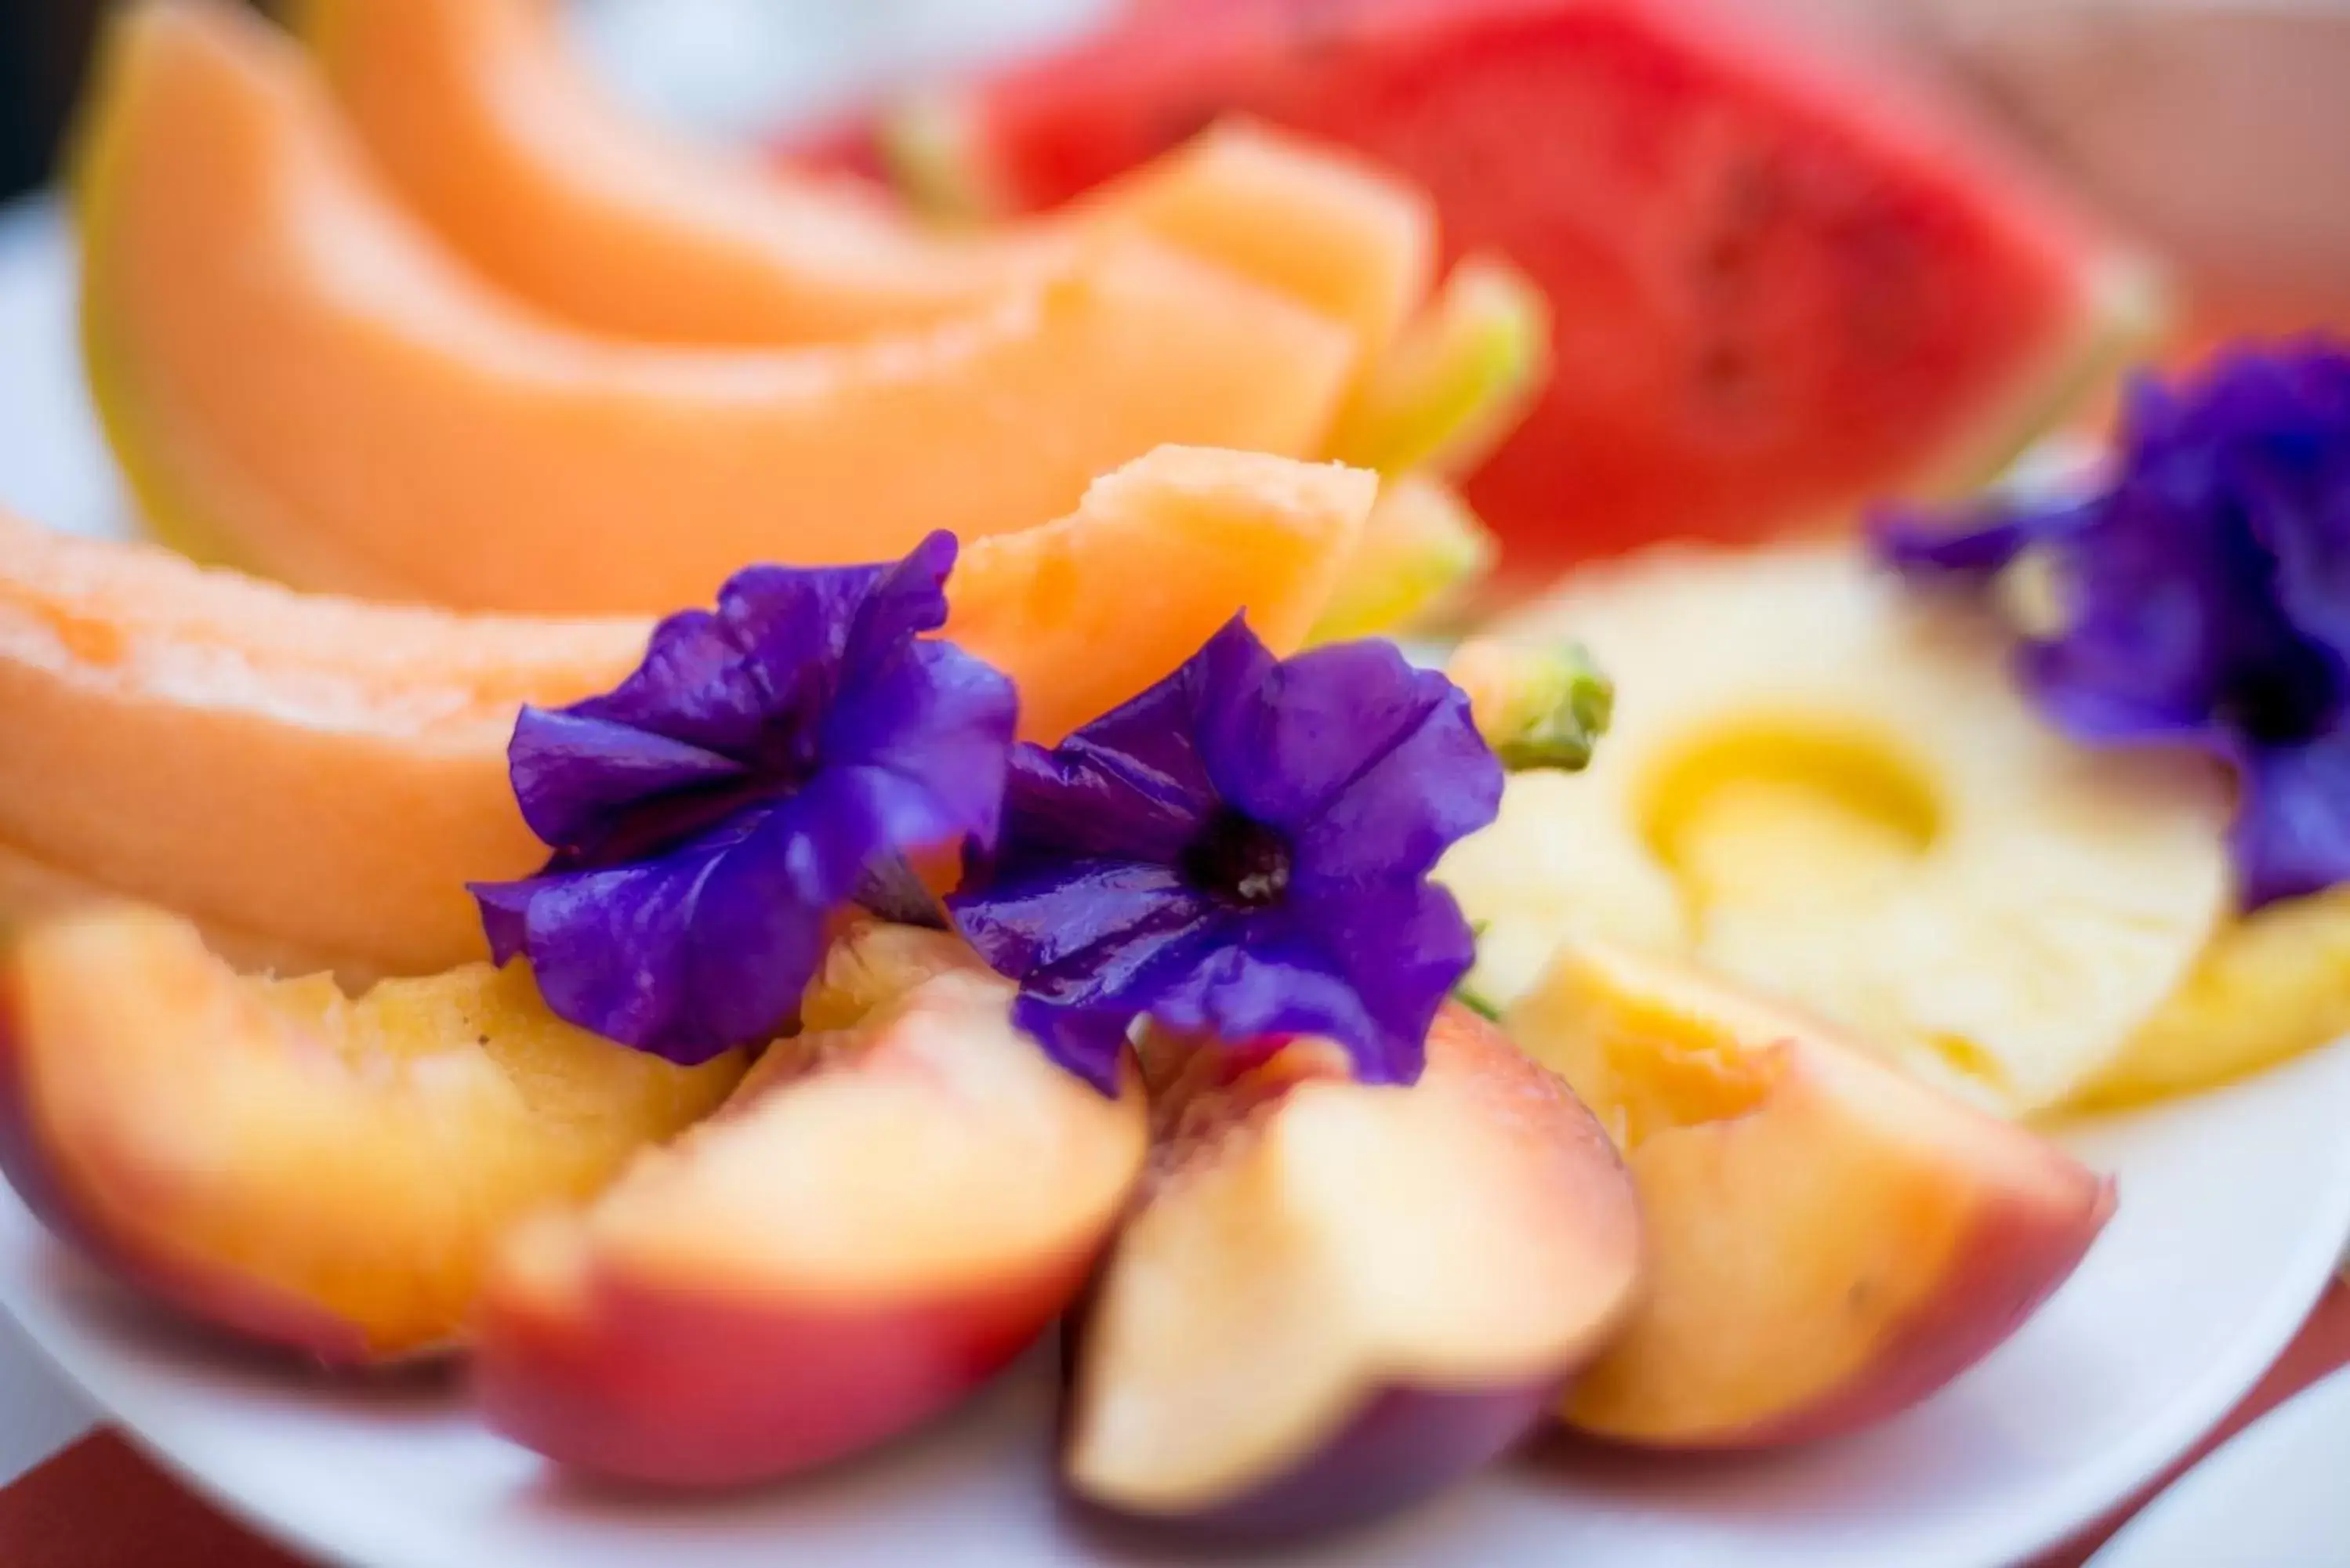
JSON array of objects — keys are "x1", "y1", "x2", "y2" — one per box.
[{"x1": 811, "y1": 0, "x2": 2157, "y2": 589}]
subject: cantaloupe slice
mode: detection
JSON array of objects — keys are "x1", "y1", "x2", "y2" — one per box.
[
  {"x1": 297, "y1": 0, "x2": 1430, "y2": 366},
  {"x1": 0, "y1": 447, "x2": 1372, "y2": 979},
  {"x1": 294, "y1": 0, "x2": 1068, "y2": 345},
  {"x1": 1066, "y1": 121, "x2": 1433, "y2": 376},
  {"x1": 77, "y1": 1, "x2": 1358, "y2": 615}
]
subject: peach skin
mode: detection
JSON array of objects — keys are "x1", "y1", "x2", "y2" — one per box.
[
  {"x1": 473, "y1": 929, "x2": 1148, "y2": 1487},
  {"x1": 1061, "y1": 1006, "x2": 1643, "y2": 1537},
  {"x1": 0, "y1": 904, "x2": 744, "y2": 1365},
  {"x1": 1503, "y1": 940, "x2": 2115, "y2": 1449}
]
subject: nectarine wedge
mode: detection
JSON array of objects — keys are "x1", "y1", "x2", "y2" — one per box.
[
  {"x1": 78, "y1": 2, "x2": 1358, "y2": 613},
  {"x1": 0, "y1": 904, "x2": 744, "y2": 1364},
  {"x1": 0, "y1": 448, "x2": 1369, "y2": 977},
  {"x1": 1063, "y1": 1009, "x2": 1641, "y2": 1537},
  {"x1": 475, "y1": 929, "x2": 1147, "y2": 1487},
  {"x1": 1504, "y1": 942, "x2": 2114, "y2": 1449}
]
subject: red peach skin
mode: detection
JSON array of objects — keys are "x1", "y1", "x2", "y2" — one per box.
[
  {"x1": 1505, "y1": 941, "x2": 2114, "y2": 1449},
  {"x1": 0, "y1": 971, "x2": 375, "y2": 1363},
  {"x1": 475, "y1": 1247, "x2": 1097, "y2": 1486},
  {"x1": 0, "y1": 906, "x2": 742, "y2": 1365},
  {"x1": 476, "y1": 957, "x2": 1148, "y2": 1487},
  {"x1": 1062, "y1": 1007, "x2": 1643, "y2": 1536}
]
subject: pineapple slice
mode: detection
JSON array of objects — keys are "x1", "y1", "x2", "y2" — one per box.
[
  {"x1": 2081, "y1": 889, "x2": 2350, "y2": 1107},
  {"x1": 1438, "y1": 545, "x2": 2232, "y2": 1117}
]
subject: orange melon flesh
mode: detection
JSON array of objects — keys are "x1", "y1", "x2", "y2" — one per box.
[
  {"x1": 293, "y1": 0, "x2": 1072, "y2": 346},
  {"x1": 297, "y1": 0, "x2": 1431, "y2": 371},
  {"x1": 0, "y1": 447, "x2": 1370, "y2": 978},
  {"x1": 1070, "y1": 121, "x2": 1434, "y2": 375},
  {"x1": 78, "y1": 1, "x2": 1358, "y2": 615},
  {"x1": 0, "y1": 512, "x2": 636, "y2": 979},
  {"x1": 945, "y1": 449, "x2": 1374, "y2": 746}
]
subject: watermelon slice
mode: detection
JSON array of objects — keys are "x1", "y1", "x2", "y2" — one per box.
[{"x1": 806, "y1": 0, "x2": 2161, "y2": 590}]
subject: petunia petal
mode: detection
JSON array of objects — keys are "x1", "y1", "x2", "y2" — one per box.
[
  {"x1": 494, "y1": 807, "x2": 821, "y2": 1064},
  {"x1": 1103, "y1": 925, "x2": 1391, "y2": 1077},
  {"x1": 957, "y1": 864, "x2": 1224, "y2": 1092},
  {"x1": 1878, "y1": 341, "x2": 2350, "y2": 911},
  {"x1": 1872, "y1": 495, "x2": 2094, "y2": 580},
  {"x1": 974, "y1": 619, "x2": 1253, "y2": 867},
  {"x1": 2233, "y1": 731, "x2": 2350, "y2": 909},
  {"x1": 953, "y1": 612, "x2": 1502, "y2": 1088},
  {"x1": 1285, "y1": 880, "x2": 1480, "y2": 1083},
  {"x1": 784, "y1": 763, "x2": 974, "y2": 907},
  {"x1": 953, "y1": 860, "x2": 1217, "y2": 997},
  {"x1": 823, "y1": 638, "x2": 1017, "y2": 853},
  {"x1": 480, "y1": 537, "x2": 1018, "y2": 1060},
  {"x1": 716, "y1": 534, "x2": 959, "y2": 755},
  {"x1": 568, "y1": 606, "x2": 775, "y2": 759},
  {"x1": 1200, "y1": 635, "x2": 1467, "y2": 832},
  {"x1": 1004, "y1": 998, "x2": 1139, "y2": 1096},
  {"x1": 839, "y1": 531, "x2": 961, "y2": 674},
  {"x1": 470, "y1": 875, "x2": 542, "y2": 967},
  {"x1": 1290, "y1": 677, "x2": 1502, "y2": 887},
  {"x1": 506, "y1": 708, "x2": 749, "y2": 855}
]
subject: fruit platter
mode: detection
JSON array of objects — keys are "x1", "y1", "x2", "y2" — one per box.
[{"x1": 3, "y1": 1, "x2": 2350, "y2": 1564}]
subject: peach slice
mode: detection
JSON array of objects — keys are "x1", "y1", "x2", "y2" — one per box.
[
  {"x1": 1062, "y1": 1008, "x2": 1641, "y2": 1537},
  {"x1": 1503, "y1": 941, "x2": 2114, "y2": 1449},
  {"x1": 474, "y1": 931, "x2": 1148, "y2": 1487},
  {"x1": 0, "y1": 904, "x2": 744, "y2": 1364}
]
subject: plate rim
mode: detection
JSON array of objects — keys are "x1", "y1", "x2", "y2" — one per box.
[{"x1": 2086, "y1": 1360, "x2": 2350, "y2": 1568}]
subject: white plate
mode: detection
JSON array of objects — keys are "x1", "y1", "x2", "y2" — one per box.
[
  {"x1": 5, "y1": 190, "x2": 2350, "y2": 1566},
  {"x1": 2089, "y1": 1364, "x2": 2350, "y2": 1568}
]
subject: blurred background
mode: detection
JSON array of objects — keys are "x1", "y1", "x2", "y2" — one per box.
[
  {"x1": 2, "y1": 0, "x2": 2346, "y2": 325},
  {"x1": 0, "y1": 0, "x2": 1108, "y2": 191}
]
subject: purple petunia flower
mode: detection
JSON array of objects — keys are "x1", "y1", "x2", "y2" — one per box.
[
  {"x1": 471, "y1": 533, "x2": 1017, "y2": 1064},
  {"x1": 947, "y1": 616, "x2": 1504, "y2": 1094},
  {"x1": 1874, "y1": 341, "x2": 2350, "y2": 910}
]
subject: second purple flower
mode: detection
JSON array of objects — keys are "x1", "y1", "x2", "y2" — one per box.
[{"x1": 949, "y1": 616, "x2": 1505, "y2": 1093}]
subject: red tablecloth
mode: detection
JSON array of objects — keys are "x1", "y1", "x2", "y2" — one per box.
[{"x1": 6, "y1": 1283, "x2": 2348, "y2": 1567}]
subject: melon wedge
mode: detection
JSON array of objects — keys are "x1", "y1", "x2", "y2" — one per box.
[
  {"x1": 1067, "y1": 121, "x2": 1433, "y2": 377},
  {"x1": 0, "y1": 448, "x2": 1372, "y2": 978},
  {"x1": 76, "y1": 1, "x2": 1357, "y2": 615},
  {"x1": 298, "y1": 0, "x2": 1430, "y2": 370},
  {"x1": 293, "y1": 0, "x2": 1069, "y2": 345}
]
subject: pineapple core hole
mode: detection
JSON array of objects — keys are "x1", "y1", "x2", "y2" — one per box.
[{"x1": 1640, "y1": 721, "x2": 1942, "y2": 911}]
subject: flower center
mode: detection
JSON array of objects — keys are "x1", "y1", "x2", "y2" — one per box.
[
  {"x1": 1183, "y1": 809, "x2": 1294, "y2": 909},
  {"x1": 2224, "y1": 651, "x2": 2340, "y2": 746}
]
